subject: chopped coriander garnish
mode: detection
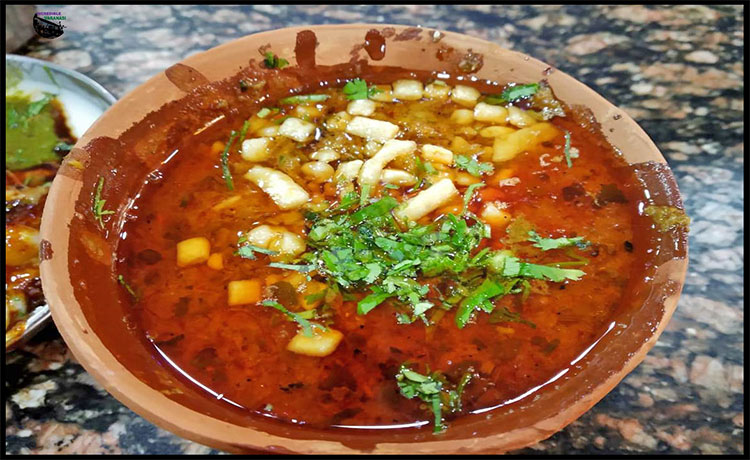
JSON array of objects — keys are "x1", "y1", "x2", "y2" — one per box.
[
  {"x1": 262, "y1": 51, "x2": 289, "y2": 69},
  {"x1": 117, "y1": 275, "x2": 138, "y2": 300},
  {"x1": 236, "y1": 243, "x2": 279, "y2": 260},
  {"x1": 487, "y1": 253, "x2": 585, "y2": 282},
  {"x1": 220, "y1": 130, "x2": 239, "y2": 190},
  {"x1": 395, "y1": 364, "x2": 469, "y2": 434},
  {"x1": 502, "y1": 83, "x2": 540, "y2": 102},
  {"x1": 454, "y1": 155, "x2": 494, "y2": 177},
  {"x1": 257, "y1": 107, "x2": 278, "y2": 118},
  {"x1": 268, "y1": 262, "x2": 316, "y2": 272},
  {"x1": 260, "y1": 300, "x2": 325, "y2": 337},
  {"x1": 92, "y1": 177, "x2": 115, "y2": 229},
  {"x1": 563, "y1": 130, "x2": 573, "y2": 168},
  {"x1": 342, "y1": 78, "x2": 382, "y2": 100},
  {"x1": 462, "y1": 182, "x2": 484, "y2": 213},
  {"x1": 279, "y1": 94, "x2": 329, "y2": 105},
  {"x1": 527, "y1": 230, "x2": 589, "y2": 251}
]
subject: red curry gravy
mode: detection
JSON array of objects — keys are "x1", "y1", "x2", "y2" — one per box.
[{"x1": 115, "y1": 76, "x2": 647, "y2": 433}]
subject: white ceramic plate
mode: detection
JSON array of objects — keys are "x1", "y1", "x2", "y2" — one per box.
[{"x1": 5, "y1": 54, "x2": 116, "y2": 350}]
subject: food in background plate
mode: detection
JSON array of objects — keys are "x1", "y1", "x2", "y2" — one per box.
[
  {"x1": 112, "y1": 74, "x2": 660, "y2": 433},
  {"x1": 6, "y1": 82, "x2": 75, "y2": 345}
]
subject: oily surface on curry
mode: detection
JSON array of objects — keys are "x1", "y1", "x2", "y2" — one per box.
[{"x1": 111, "y1": 74, "x2": 653, "y2": 433}]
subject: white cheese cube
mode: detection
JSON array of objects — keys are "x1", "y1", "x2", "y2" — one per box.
[
  {"x1": 396, "y1": 178, "x2": 459, "y2": 221},
  {"x1": 241, "y1": 138, "x2": 272, "y2": 162},
  {"x1": 424, "y1": 81, "x2": 451, "y2": 100},
  {"x1": 345, "y1": 116, "x2": 400, "y2": 141},
  {"x1": 421, "y1": 144, "x2": 454, "y2": 165},
  {"x1": 347, "y1": 99, "x2": 376, "y2": 117},
  {"x1": 334, "y1": 160, "x2": 364, "y2": 183},
  {"x1": 392, "y1": 79, "x2": 424, "y2": 101},
  {"x1": 474, "y1": 102, "x2": 508, "y2": 124},
  {"x1": 245, "y1": 225, "x2": 278, "y2": 248},
  {"x1": 451, "y1": 84, "x2": 481, "y2": 107},
  {"x1": 278, "y1": 117, "x2": 316, "y2": 143},
  {"x1": 359, "y1": 139, "x2": 417, "y2": 186},
  {"x1": 245, "y1": 166, "x2": 310, "y2": 210}
]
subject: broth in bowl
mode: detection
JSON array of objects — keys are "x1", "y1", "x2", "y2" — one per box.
[{"x1": 115, "y1": 74, "x2": 665, "y2": 433}]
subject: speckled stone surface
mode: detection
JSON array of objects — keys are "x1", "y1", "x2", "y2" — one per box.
[{"x1": 5, "y1": 4, "x2": 744, "y2": 455}]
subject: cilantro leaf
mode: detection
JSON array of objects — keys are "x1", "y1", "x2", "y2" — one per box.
[
  {"x1": 563, "y1": 130, "x2": 573, "y2": 168},
  {"x1": 117, "y1": 275, "x2": 138, "y2": 300},
  {"x1": 527, "y1": 230, "x2": 589, "y2": 251},
  {"x1": 395, "y1": 364, "x2": 469, "y2": 434},
  {"x1": 489, "y1": 253, "x2": 586, "y2": 282},
  {"x1": 454, "y1": 155, "x2": 494, "y2": 177},
  {"x1": 342, "y1": 78, "x2": 382, "y2": 100},
  {"x1": 357, "y1": 287, "x2": 394, "y2": 315},
  {"x1": 263, "y1": 52, "x2": 289, "y2": 69},
  {"x1": 237, "y1": 243, "x2": 279, "y2": 260},
  {"x1": 502, "y1": 83, "x2": 540, "y2": 102},
  {"x1": 220, "y1": 130, "x2": 239, "y2": 190},
  {"x1": 456, "y1": 279, "x2": 513, "y2": 328},
  {"x1": 260, "y1": 300, "x2": 325, "y2": 337},
  {"x1": 92, "y1": 177, "x2": 115, "y2": 229}
]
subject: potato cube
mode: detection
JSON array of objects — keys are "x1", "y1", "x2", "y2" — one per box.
[
  {"x1": 245, "y1": 166, "x2": 310, "y2": 210},
  {"x1": 381, "y1": 169, "x2": 417, "y2": 187},
  {"x1": 228, "y1": 279, "x2": 262, "y2": 306},
  {"x1": 359, "y1": 139, "x2": 417, "y2": 186},
  {"x1": 245, "y1": 225, "x2": 277, "y2": 248},
  {"x1": 396, "y1": 178, "x2": 459, "y2": 221},
  {"x1": 370, "y1": 85, "x2": 393, "y2": 102},
  {"x1": 450, "y1": 135, "x2": 472, "y2": 154},
  {"x1": 241, "y1": 138, "x2": 271, "y2": 162},
  {"x1": 176, "y1": 237, "x2": 210, "y2": 267},
  {"x1": 347, "y1": 99, "x2": 376, "y2": 117},
  {"x1": 481, "y1": 202, "x2": 512, "y2": 226},
  {"x1": 278, "y1": 117, "x2": 316, "y2": 143},
  {"x1": 392, "y1": 79, "x2": 424, "y2": 101},
  {"x1": 451, "y1": 109, "x2": 474, "y2": 125},
  {"x1": 451, "y1": 84, "x2": 481, "y2": 107},
  {"x1": 492, "y1": 122, "x2": 560, "y2": 162},
  {"x1": 345, "y1": 116, "x2": 400, "y2": 141},
  {"x1": 268, "y1": 231, "x2": 307, "y2": 258},
  {"x1": 424, "y1": 81, "x2": 451, "y2": 100},
  {"x1": 310, "y1": 147, "x2": 340, "y2": 162},
  {"x1": 207, "y1": 253, "x2": 223, "y2": 270},
  {"x1": 287, "y1": 328, "x2": 344, "y2": 357},
  {"x1": 474, "y1": 102, "x2": 508, "y2": 124},
  {"x1": 506, "y1": 106, "x2": 537, "y2": 128},
  {"x1": 421, "y1": 144, "x2": 454, "y2": 165},
  {"x1": 479, "y1": 126, "x2": 516, "y2": 138},
  {"x1": 455, "y1": 171, "x2": 482, "y2": 186}
]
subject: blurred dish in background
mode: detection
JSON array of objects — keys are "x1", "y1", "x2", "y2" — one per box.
[{"x1": 5, "y1": 55, "x2": 116, "y2": 350}]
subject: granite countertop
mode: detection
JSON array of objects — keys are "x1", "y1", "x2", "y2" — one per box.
[{"x1": 5, "y1": 4, "x2": 744, "y2": 455}]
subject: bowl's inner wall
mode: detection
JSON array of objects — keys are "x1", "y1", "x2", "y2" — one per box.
[{"x1": 53, "y1": 26, "x2": 688, "y2": 448}]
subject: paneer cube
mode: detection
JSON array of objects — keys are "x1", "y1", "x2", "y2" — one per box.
[
  {"x1": 451, "y1": 84, "x2": 481, "y2": 107},
  {"x1": 176, "y1": 237, "x2": 210, "y2": 267},
  {"x1": 286, "y1": 328, "x2": 344, "y2": 357},
  {"x1": 479, "y1": 126, "x2": 516, "y2": 138},
  {"x1": 278, "y1": 117, "x2": 316, "y2": 143},
  {"x1": 506, "y1": 106, "x2": 537, "y2": 128},
  {"x1": 241, "y1": 138, "x2": 272, "y2": 162},
  {"x1": 392, "y1": 79, "x2": 424, "y2": 101},
  {"x1": 245, "y1": 166, "x2": 310, "y2": 210},
  {"x1": 424, "y1": 81, "x2": 451, "y2": 100},
  {"x1": 421, "y1": 144, "x2": 454, "y2": 165},
  {"x1": 347, "y1": 99, "x2": 376, "y2": 116},
  {"x1": 245, "y1": 225, "x2": 277, "y2": 248},
  {"x1": 345, "y1": 116, "x2": 400, "y2": 141},
  {"x1": 257, "y1": 125, "x2": 279, "y2": 137},
  {"x1": 359, "y1": 139, "x2": 417, "y2": 186},
  {"x1": 228, "y1": 279, "x2": 262, "y2": 306},
  {"x1": 396, "y1": 178, "x2": 459, "y2": 221},
  {"x1": 474, "y1": 102, "x2": 508, "y2": 124},
  {"x1": 451, "y1": 109, "x2": 474, "y2": 125}
]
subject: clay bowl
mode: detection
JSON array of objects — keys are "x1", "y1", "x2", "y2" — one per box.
[{"x1": 40, "y1": 24, "x2": 688, "y2": 454}]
